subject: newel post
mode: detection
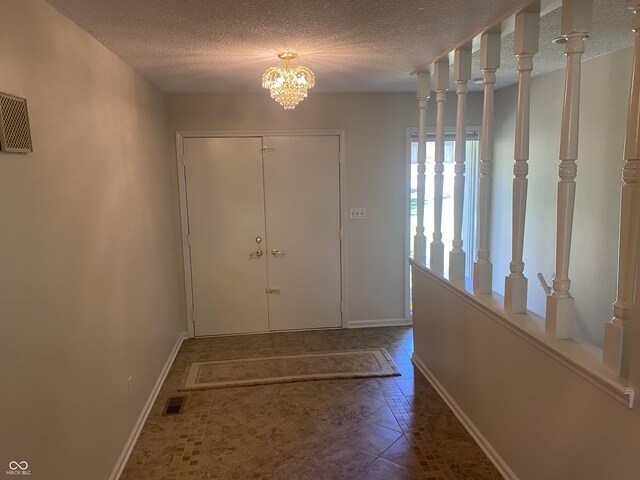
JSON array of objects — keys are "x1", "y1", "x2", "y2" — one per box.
[
  {"x1": 545, "y1": 0, "x2": 593, "y2": 339},
  {"x1": 430, "y1": 58, "x2": 449, "y2": 275},
  {"x1": 414, "y1": 71, "x2": 432, "y2": 265},
  {"x1": 449, "y1": 48, "x2": 472, "y2": 282},
  {"x1": 604, "y1": 1, "x2": 640, "y2": 377},
  {"x1": 505, "y1": 10, "x2": 540, "y2": 313},
  {"x1": 473, "y1": 32, "x2": 501, "y2": 294}
]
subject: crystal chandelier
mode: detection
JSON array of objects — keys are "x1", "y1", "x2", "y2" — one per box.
[{"x1": 262, "y1": 52, "x2": 315, "y2": 109}]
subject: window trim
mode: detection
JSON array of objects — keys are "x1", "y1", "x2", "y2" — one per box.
[{"x1": 405, "y1": 125, "x2": 481, "y2": 321}]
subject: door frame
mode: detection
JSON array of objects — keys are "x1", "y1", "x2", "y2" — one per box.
[{"x1": 175, "y1": 129, "x2": 348, "y2": 338}]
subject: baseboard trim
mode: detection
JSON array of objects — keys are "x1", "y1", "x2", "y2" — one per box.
[
  {"x1": 347, "y1": 318, "x2": 412, "y2": 329},
  {"x1": 109, "y1": 331, "x2": 188, "y2": 480},
  {"x1": 411, "y1": 353, "x2": 519, "y2": 480}
]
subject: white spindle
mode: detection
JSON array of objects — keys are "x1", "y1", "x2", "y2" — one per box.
[
  {"x1": 449, "y1": 48, "x2": 471, "y2": 282},
  {"x1": 473, "y1": 32, "x2": 501, "y2": 295},
  {"x1": 604, "y1": 1, "x2": 640, "y2": 376},
  {"x1": 545, "y1": 0, "x2": 593, "y2": 339},
  {"x1": 505, "y1": 11, "x2": 540, "y2": 313},
  {"x1": 430, "y1": 58, "x2": 449, "y2": 275},
  {"x1": 414, "y1": 71, "x2": 431, "y2": 265}
]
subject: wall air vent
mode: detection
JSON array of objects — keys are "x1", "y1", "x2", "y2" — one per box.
[{"x1": 0, "y1": 92, "x2": 32, "y2": 153}]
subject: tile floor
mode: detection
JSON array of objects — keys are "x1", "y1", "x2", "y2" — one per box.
[{"x1": 121, "y1": 327, "x2": 501, "y2": 480}]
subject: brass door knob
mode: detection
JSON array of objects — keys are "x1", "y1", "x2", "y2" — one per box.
[
  {"x1": 271, "y1": 249, "x2": 285, "y2": 256},
  {"x1": 249, "y1": 250, "x2": 264, "y2": 258}
]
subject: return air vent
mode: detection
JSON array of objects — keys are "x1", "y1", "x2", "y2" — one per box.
[
  {"x1": 0, "y1": 92, "x2": 32, "y2": 153},
  {"x1": 163, "y1": 396, "x2": 186, "y2": 415}
]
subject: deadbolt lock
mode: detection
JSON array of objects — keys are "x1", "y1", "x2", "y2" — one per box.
[{"x1": 255, "y1": 236, "x2": 263, "y2": 244}]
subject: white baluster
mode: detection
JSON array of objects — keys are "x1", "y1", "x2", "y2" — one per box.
[
  {"x1": 604, "y1": 1, "x2": 640, "y2": 377},
  {"x1": 449, "y1": 48, "x2": 471, "y2": 282},
  {"x1": 473, "y1": 32, "x2": 501, "y2": 295},
  {"x1": 545, "y1": 0, "x2": 593, "y2": 339},
  {"x1": 430, "y1": 58, "x2": 449, "y2": 275},
  {"x1": 414, "y1": 71, "x2": 431, "y2": 265},
  {"x1": 505, "y1": 11, "x2": 540, "y2": 313}
]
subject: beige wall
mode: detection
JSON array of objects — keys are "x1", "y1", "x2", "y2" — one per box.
[
  {"x1": 0, "y1": 1, "x2": 183, "y2": 479},
  {"x1": 412, "y1": 265, "x2": 640, "y2": 480},
  {"x1": 491, "y1": 47, "x2": 633, "y2": 346},
  {"x1": 168, "y1": 91, "x2": 483, "y2": 326},
  {"x1": 411, "y1": 46, "x2": 639, "y2": 480}
]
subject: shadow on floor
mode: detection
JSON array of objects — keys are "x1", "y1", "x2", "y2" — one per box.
[{"x1": 121, "y1": 327, "x2": 500, "y2": 480}]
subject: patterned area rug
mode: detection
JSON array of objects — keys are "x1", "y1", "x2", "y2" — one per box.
[{"x1": 180, "y1": 348, "x2": 400, "y2": 390}]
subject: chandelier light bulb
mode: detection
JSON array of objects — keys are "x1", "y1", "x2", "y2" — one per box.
[{"x1": 262, "y1": 52, "x2": 315, "y2": 109}]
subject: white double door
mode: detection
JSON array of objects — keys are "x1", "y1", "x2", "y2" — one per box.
[{"x1": 183, "y1": 135, "x2": 342, "y2": 336}]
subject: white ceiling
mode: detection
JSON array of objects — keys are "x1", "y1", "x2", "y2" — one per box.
[
  {"x1": 46, "y1": 0, "x2": 634, "y2": 94},
  {"x1": 489, "y1": 0, "x2": 634, "y2": 91}
]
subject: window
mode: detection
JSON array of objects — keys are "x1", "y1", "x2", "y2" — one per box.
[{"x1": 407, "y1": 129, "x2": 480, "y2": 314}]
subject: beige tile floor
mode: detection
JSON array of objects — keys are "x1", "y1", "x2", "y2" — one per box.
[{"x1": 121, "y1": 327, "x2": 501, "y2": 480}]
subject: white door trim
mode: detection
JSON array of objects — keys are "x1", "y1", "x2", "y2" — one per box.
[
  {"x1": 175, "y1": 129, "x2": 348, "y2": 338},
  {"x1": 404, "y1": 127, "x2": 413, "y2": 324}
]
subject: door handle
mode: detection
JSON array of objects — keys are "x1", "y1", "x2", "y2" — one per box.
[
  {"x1": 249, "y1": 249, "x2": 264, "y2": 258},
  {"x1": 271, "y1": 249, "x2": 285, "y2": 256},
  {"x1": 265, "y1": 288, "x2": 281, "y2": 294}
]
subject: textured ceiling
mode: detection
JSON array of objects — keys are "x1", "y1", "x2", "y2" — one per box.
[
  {"x1": 482, "y1": 0, "x2": 635, "y2": 91},
  {"x1": 45, "y1": 0, "x2": 634, "y2": 94}
]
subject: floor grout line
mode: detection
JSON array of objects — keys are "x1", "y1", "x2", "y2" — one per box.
[{"x1": 120, "y1": 327, "x2": 501, "y2": 480}]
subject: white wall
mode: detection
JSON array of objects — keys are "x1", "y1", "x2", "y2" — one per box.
[
  {"x1": 412, "y1": 265, "x2": 640, "y2": 480},
  {"x1": 168, "y1": 91, "x2": 483, "y2": 327},
  {"x1": 0, "y1": 1, "x2": 183, "y2": 479},
  {"x1": 491, "y1": 47, "x2": 633, "y2": 346}
]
